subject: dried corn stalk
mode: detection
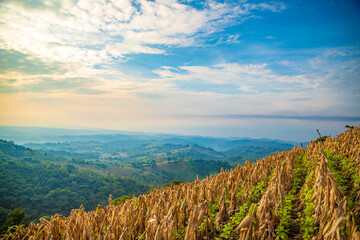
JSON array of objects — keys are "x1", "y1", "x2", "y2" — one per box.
[{"x1": 3, "y1": 126, "x2": 360, "y2": 240}]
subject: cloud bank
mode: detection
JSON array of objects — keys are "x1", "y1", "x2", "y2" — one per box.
[{"x1": 0, "y1": 0, "x2": 285, "y2": 66}]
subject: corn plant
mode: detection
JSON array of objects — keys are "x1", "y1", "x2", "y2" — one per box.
[{"x1": 3, "y1": 126, "x2": 360, "y2": 240}]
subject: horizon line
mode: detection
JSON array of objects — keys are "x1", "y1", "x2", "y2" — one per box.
[{"x1": 185, "y1": 114, "x2": 360, "y2": 122}]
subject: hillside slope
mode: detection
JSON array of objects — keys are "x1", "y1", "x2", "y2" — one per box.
[
  {"x1": 0, "y1": 140, "x2": 150, "y2": 227},
  {"x1": 3, "y1": 127, "x2": 360, "y2": 239},
  {"x1": 0, "y1": 139, "x2": 232, "y2": 230}
]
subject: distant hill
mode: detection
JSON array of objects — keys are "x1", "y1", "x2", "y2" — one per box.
[
  {"x1": 0, "y1": 140, "x2": 150, "y2": 230},
  {"x1": 24, "y1": 139, "x2": 295, "y2": 164},
  {"x1": 0, "y1": 139, "x2": 61, "y2": 162},
  {"x1": 24, "y1": 142, "x2": 226, "y2": 160},
  {"x1": 224, "y1": 145, "x2": 293, "y2": 159},
  {"x1": 1, "y1": 126, "x2": 298, "y2": 161},
  {"x1": 0, "y1": 140, "x2": 232, "y2": 233},
  {"x1": 168, "y1": 144, "x2": 225, "y2": 160},
  {"x1": 217, "y1": 138, "x2": 295, "y2": 150},
  {"x1": 4, "y1": 126, "x2": 359, "y2": 239}
]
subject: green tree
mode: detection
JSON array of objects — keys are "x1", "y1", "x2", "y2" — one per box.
[
  {"x1": 1, "y1": 208, "x2": 26, "y2": 234},
  {"x1": 162, "y1": 180, "x2": 182, "y2": 188},
  {"x1": 111, "y1": 195, "x2": 133, "y2": 205}
]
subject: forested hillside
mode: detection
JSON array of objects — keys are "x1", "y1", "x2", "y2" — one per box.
[
  {"x1": 0, "y1": 140, "x2": 150, "y2": 229},
  {"x1": 0, "y1": 140, "x2": 231, "y2": 233},
  {"x1": 24, "y1": 139, "x2": 293, "y2": 163},
  {"x1": 3, "y1": 126, "x2": 359, "y2": 239}
]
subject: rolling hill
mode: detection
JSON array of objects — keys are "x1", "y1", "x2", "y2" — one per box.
[
  {"x1": 0, "y1": 140, "x2": 150, "y2": 229},
  {"x1": 0, "y1": 139, "x2": 232, "y2": 232},
  {"x1": 3, "y1": 126, "x2": 359, "y2": 239},
  {"x1": 1, "y1": 126, "x2": 297, "y2": 162},
  {"x1": 24, "y1": 139, "x2": 293, "y2": 163}
]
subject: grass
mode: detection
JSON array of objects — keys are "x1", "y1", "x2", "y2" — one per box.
[
  {"x1": 324, "y1": 148, "x2": 360, "y2": 227},
  {"x1": 324, "y1": 149, "x2": 348, "y2": 192},
  {"x1": 299, "y1": 154, "x2": 318, "y2": 240},
  {"x1": 275, "y1": 154, "x2": 306, "y2": 240},
  {"x1": 219, "y1": 180, "x2": 267, "y2": 239},
  {"x1": 300, "y1": 187, "x2": 317, "y2": 240},
  {"x1": 197, "y1": 197, "x2": 219, "y2": 237}
]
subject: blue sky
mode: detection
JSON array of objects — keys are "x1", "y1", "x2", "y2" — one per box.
[{"x1": 0, "y1": 0, "x2": 359, "y2": 141}]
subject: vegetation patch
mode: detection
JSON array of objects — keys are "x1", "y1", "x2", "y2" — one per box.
[
  {"x1": 324, "y1": 149, "x2": 360, "y2": 227},
  {"x1": 275, "y1": 154, "x2": 306, "y2": 239},
  {"x1": 300, "y1": 187, "x2": 317, "y2": 240},
  {"x1": 299, "y1": 157, "x2": 318, "y2": 240},
  {"x1": 219, "y1": 180, "x2": 267, "y2": 239},
  {"x1": 324, "y1": 149, "x2": 348, "y2": 191},
  {"x1": 110, "y1": 195, "x2": 134, "y2": 205}
]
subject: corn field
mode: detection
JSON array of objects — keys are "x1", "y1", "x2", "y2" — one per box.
[{"x1": 2, "y1": 126, "x2": 360, "y2": 240}]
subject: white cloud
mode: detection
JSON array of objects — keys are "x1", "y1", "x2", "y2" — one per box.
[
  {"x1": 238, "y1": 85, "x2": 256, "y2": 93},
  {"x1": 323, "y1": 47, "x2": 360, "y2": 57},
  {"x1": 0, "y1": 0, "x2": 286, "y2": 67},
  {"x1": 250, "y1": 2, "x2": 286, "y2": 12},
  {"x1": 153, "y1": 62, "x2": 318, "y2": 90},
  {"x1": 265, "y1": 35, "x2": 274, "y2": 39},
  {"x1": 104, "y1": 43, "x2": 165, "y2": 58}
]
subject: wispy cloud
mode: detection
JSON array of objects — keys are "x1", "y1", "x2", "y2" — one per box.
[
  {"x1": 0, "y1": 0, "x2": 285, "y2": 66},
  {"x1": 2, "y1": 45, "x2": 359, "y2": 119},
  {"x1": 0, "y1": 0, "x2": 289, "y2": 102},
  {"x1": 153, "y1": 62, "x2": 319, "y2": 91}
]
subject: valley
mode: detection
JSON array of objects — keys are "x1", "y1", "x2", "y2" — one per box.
[
  {"x1": 0, "y1": 127, "x2": 296, "y2": 234},
  {"x1": 2, "y1": 126, "x2": 359, "y2": 239}
]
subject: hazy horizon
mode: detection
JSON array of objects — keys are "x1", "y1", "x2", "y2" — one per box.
[
  {"x1": 0, "y1": 122, "x2": 358, "y2": 143},
  {"x1": 1, "y1": 0, "x2": 359, "y2": 141}
]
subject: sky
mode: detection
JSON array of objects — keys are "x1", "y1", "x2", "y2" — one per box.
[{"x1": 0, "y1": 0, "x2": 359, "y2": 141}]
